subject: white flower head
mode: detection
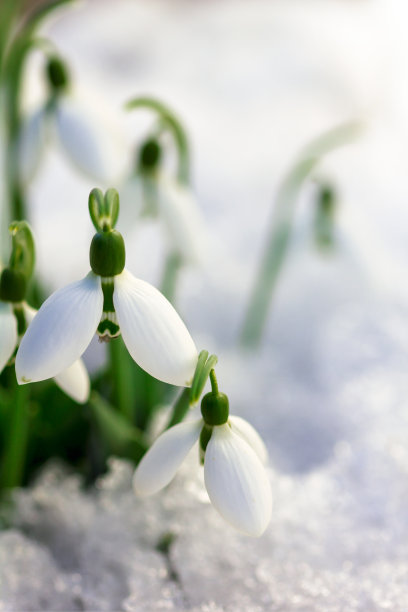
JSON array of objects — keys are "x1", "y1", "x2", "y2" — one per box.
[
  {"x1": 119, "y1": 130, "x2": 209, "y2": 267},
  {"x1": 120, "y1": 172, "x2": 208, "y2": 266},
  {"x1": 0, "y1": 301, "x2": 89, "y2": 403},
  {"x1": 18, "y1": 54, "x2": 124, "y2": 184},
  {"x1": 133, "y1": 383, "x2": 272, "y2": 537},
  {"x1": 15, "y1": 188, "x2": 198, "y2": 388},
  {"x1": 0, "y1": 221, "x2": 89, "y2": 403}
]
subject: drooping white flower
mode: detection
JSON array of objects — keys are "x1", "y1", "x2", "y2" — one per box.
[
  {"x1": 120, "y1": 172, "x2": 208, "y2": 266},
  {"x1": 0, "y1": 301, "x2": 89, "y2": 404},
  {"x1": 54, "y1": 99, "x2": 114, "y2": 181},
  {"x1": 133, "y1": 415, "x2": 272, "y2": 537},
  {"x1": 15, "y1": 268, "x2": 198, "y2": 388},
  {"x1": 18, "y1": 51, "x2": 124, "y2": 186},
  {"x1": 18, "y1": 99, "x2": 118, "y2": 184}
]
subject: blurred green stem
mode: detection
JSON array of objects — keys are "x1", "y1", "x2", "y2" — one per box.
[
  {"x1": 126, "y1": 97, "x2": 190, "y2": 184},
  {"x1": 0, "y1": 383, "x2": 30, "y2": 489},
  {"x1": 165, "y1": 387, "x2": 191, "y2": 429},
  {"x1": 240, "y1": 121, "x2": 361, "y2": 349},
  {"x1": 160, "y1": 251, "x2": 183, "y2": 303},
  {"x1": 109, "y1": 337, "x2": 136, "y2": 422}
]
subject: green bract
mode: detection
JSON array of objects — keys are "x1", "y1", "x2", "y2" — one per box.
[
  {"x1": 201, "y1": 391, "x2": 229, "y2": 426},
  {"x1": 88, "y1": 187, "x2": 125, "y2": 277},
  {"x1": 89, "y1": 188, "x2": 120, "y2": 232}
]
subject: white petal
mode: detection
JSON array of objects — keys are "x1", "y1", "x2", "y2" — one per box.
[
  {"x1": 16, "y1": 273, "x2": 103, "y2": 383},
  {"x1": 18, "y1": 108, "x2": 48, "y2": 184},
  {"x1": 204, "y1": 424, "x2": 272, "y2": 537},
  {"x1": 114, "y1": 269, "x2": 198, "y2": 386},
  {"x1": 229, "y1": 415, "x2": 268, "y2": 464},
  {"x1": 133, "y1": 419, "x2": 202, "y2": 496},
  {"x1": 158, "y1": 175, "x2": 208, "y2": 265},
  {"x1": 0, "y1": 302, "x2": 17, "y2": 372},
  {"x1": 54, "y1": 358, "x2": 90, "y2": 404},
  {"x1": 22, "y1": 304, "x2": 90, "y2": 403},
  {"x1": 56, "y1": 102, "x2": 107, "y2": 181}
]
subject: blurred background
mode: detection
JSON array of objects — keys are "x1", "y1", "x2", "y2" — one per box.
[{"x1": 3, "y1": 1, "x2": 408, "y2": 610}]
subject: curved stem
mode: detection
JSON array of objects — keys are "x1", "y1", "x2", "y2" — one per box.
[
  {"x1": 0, "y1": 382, "x2": 30, "y2": 489},
  {"x1": 126, "y1": 96, "x2": 190, "y2": 184},
  {"x1": 240, "y1": 121, "x2": 361, "y2": 349}
]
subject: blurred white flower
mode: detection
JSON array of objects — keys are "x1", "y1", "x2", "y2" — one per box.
[
  {"x1": 18, "y1": 52, "x2": 124, "y2": 186},
  {"x1": 0, "y1": 300, "x2": 89, "y2": 403},
  {"x1": 18, "y1": 98, "x2": 116, "y2": 184},
  {"x1": 120, "y1": 172, "x2": 208, "y2": 267},
  {"x1": 15, "y1": 268, "x2": 198, "y2": 388},
  {"x1": 133, "y1": 415, "x2": 272, "y2": 537}
]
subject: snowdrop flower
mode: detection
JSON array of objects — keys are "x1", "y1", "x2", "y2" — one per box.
[
  {"x1": 120, "y1": 139, "x2": 208, "y2": 266},
  {"x1": 0, "y1": 220, "x2": 89, "y2": 403},
  {"x1": 0, "y1": 301, "x2": 89, "y2": 403},
  {"x1": 133, "y1": 373, "x2": 272, "y2": 537},
  {"x1": 16, "y1": 188, "x2": 198, "y2": 387},
  {"x1": 19, "y1": 55, "x2": 121, "y2": 184}
]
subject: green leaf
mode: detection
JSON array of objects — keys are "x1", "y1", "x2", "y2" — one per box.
[
  {"x1": 240, "y1": 120, "x2": 361, "y2": 348},
  {"x1": 22, "y1": 0, "x2": 74, "y2": 34},
  {"x1": 89, "y1": 392, "x2": 148, "y2": 463},
  {"x1": 165, "y1": 387, "x2": 190, "y2": 429}
]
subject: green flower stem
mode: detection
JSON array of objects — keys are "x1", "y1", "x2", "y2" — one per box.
[
  {"x1": 0, "y1": 1, "x2": 22, "y2": 78},
  {"x1": 131, "y1": 364, "x2": 167, "y2": 431},
  {"x1": 2, "y1": 0, "x2": 74, "y2": 222},
  {"x1": 89, "y1": 391, "x2": 148, "y2": 463},
  {"x1": 160, "y1": 251, "x2": 183, "y2": 303},
  {"x1": 240, "y1": 121, "x2": 361, "y2": 349},
  {"x1": 165, "y1": 387, "x2": 191, "y2": 429},
  {"x1": 109, "y1": 337, "x2": 136, "y2": 422},
  {"x1": 126, "y1": 97, "x2": 190, "y2": 184},
  {"x1": 0, "y1": 382, "x2": 30, "y2": 489}
]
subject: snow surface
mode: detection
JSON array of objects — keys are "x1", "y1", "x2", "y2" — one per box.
[
  {"x1": 3, "y1": 250, "x2": 408, "y2": 610},
  {"x1": 3, "y1": 0, "x2": 408, "y2": 609}
]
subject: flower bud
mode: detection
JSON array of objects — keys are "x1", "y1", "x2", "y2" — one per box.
[
  {"x1": 90, "y1": 230, "x2": 126, "y2": 277},
  {"x1": 201, "y1": 392, "x2": 229, "y2": 426}
]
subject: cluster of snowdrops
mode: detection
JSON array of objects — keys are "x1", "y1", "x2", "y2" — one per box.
[{"x1": 0, "y1": 188, "x2": 272, "y2": 537}]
